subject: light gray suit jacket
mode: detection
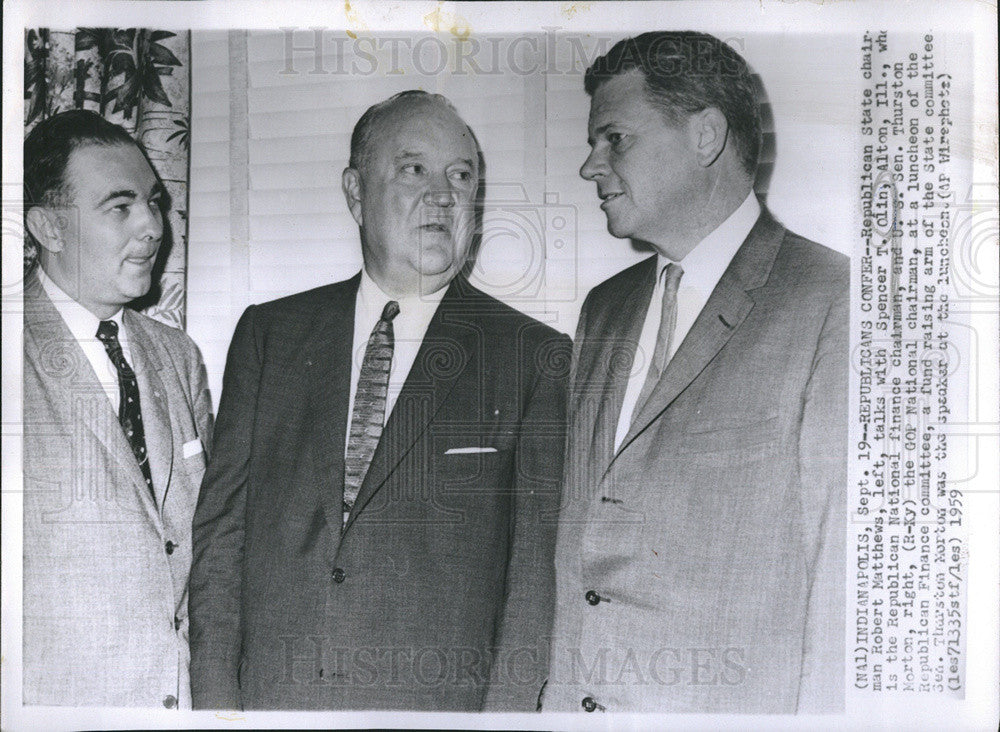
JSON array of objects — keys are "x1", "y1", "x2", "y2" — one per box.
[
  {"x1": 546, "y1": 209, "x2": 847, "y2": 713},
  {"x1": 22, "y1": 273, "x2": 213, "y2": 707}
]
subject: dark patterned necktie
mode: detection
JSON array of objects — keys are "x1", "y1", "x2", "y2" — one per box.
[
  {"x1": 343, "y1": 300, "x2": 400, "y2": 524},
  {"x1": 96, "y1": 319, "x2": 155, "y2": 501}
]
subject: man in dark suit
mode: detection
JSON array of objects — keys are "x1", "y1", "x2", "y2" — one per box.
[
  {"x1": 22, "y1": 110, "x2": 213, "y2": 707},
  {"x1": 545, "y1": 32, "x2": 847, "y2": 713},
  {"x1": 190, "y1": 90, "x2": 568, "y2": 711}
]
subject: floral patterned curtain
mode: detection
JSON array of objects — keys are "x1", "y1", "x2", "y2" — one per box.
[{"x1": 25, "y1": 28, "x2": 191, "y2": 330}]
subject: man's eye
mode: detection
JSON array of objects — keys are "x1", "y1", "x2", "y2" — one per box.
[
  {"x1": 607, "y1": 132, "x2": 624, "y2": 145},
  {"x1": 449, "y1": 170, "x2": 473, "y2": 183},
  {"x1": 402, "y1": 163, "x2": 424, "y2": 175},
  {"x1": 149, "y1": 197, "x2": 163, "y2": 210}
]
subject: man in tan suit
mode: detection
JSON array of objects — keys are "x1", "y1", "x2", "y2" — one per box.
[
  {"x1": 22, "y1": 110, "x2": 212, "y2": 707},
  {"x1": 545, "y1": 32, "x2": 847, "y2": 713}
]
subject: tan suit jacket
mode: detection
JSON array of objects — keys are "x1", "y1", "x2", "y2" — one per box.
[
  {"x1": 22, "y1": 274, "x2": 213, "y2": 707},
  {"x1": 546, "y1": 209, "x2": 847, "y2": 713}
]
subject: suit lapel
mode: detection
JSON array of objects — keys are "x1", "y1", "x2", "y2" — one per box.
[
  {"x1": 613, "y1": 209, "x2": 786, "y2": 461},
  {"x1": 577, "y1": 257, "x2": 657, "y2": 483},
  {"x1": 343, "y1": 276, "x2": 477, "y2": 533},
  {"x1": 305, "y1": 274, "x2": 359, "y2": 548},
  {"x1": 22, "y1": 276, "x2": 161, "y2": 523},
  {"x1": 125, "y1": 310, "x2": 173, "y2": 512}
]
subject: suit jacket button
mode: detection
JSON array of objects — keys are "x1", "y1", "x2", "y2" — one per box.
[
  {"x1": 332, "y1": 567, "x2": 346, "y2": 583},
  {"x1": 163, "y1": 694, "x2": 177, "y2": 708},
  {"x1": 582, "y1": 696, "x2": 597, "y2": 712},
  {"x1": 165, "y1": 541, "x2": 175, "y2": 555},
  {"x1": 585, "y1": 590, "x2": 601, "y2": 605}
]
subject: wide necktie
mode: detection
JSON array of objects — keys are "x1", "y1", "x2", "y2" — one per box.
[
  {"x1": 632, "y1": 263, "x2": 684, "y2": 423},
  {"x1": 96, "y1": 319, "x2": 155, "y2": 501},
  {"x1": 343, "y1": 300, "x2": 400, "y2": 525}
]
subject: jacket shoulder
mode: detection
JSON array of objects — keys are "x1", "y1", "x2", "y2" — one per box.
[
  {"x1": 781, "y1": 229, "x2": 849, "y2": 276},
  {"x1": 129, "y1": 310, "x2": 200, "y2": 351},
  {"x1": 251, "y1": 279, "x2": 355, "y2": 320},
  {"x1": 127, "y1": 311, "x2": 206, "y2": 382},
  {"x1": 456, "y1": 280, "x2": 570, "y2": 348},
  {"x1": 584, "y1": 255, "x2": 655, "y2": 312},
  {"x1": 771, "y1": 229, "x2": 849, "y2": 298}
]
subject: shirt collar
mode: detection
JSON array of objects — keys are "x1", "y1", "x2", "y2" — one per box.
[
  {"x1": 658, "y1": 192, "x2": 762, "y2": 291},
  {"x1": 37, "y1": 266, "x2": 125, "y2": 343},
  {"x1": 357, "y1": 268, "x2": 449, "y2": 321}
]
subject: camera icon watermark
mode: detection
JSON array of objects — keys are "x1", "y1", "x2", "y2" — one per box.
[
  {"x1": 467, "y1": 183, "x2": 578, "y2": 305},
  {"x1": 3, "y1": 187, "x2": 30, "y2": 306}
]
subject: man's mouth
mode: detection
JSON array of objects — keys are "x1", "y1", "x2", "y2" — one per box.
[
  {"x1": 420, "y1": 222, "x2": 451, "y2": 235},
  {"x1": 124, "y1": 253, "x2": 156, "y2": 267},
  {"x1": 599, "y1": 192, "x2": 624, "y2": 209}
]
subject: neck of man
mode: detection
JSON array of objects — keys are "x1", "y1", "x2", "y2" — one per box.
[
  {"x1": 38, "y1": 256, "x2": 121, "y2": 320},
  {"x1": 648, "y1": 173, "x2": 755, "y2": 262},
  {"x1": 364, "y1": 264, "x2": 453, "y2": 300}
]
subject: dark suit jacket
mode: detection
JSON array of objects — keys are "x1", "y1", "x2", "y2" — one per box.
[
  {"x1": 190, "y1": 273, "x2": 569, "y2": 711},
  {"x1": 545, "y1": 208, "x2": 848, "y2": 713},
  {"x1": 23, "y1": 274, "x2": 212, "y2": 707}
]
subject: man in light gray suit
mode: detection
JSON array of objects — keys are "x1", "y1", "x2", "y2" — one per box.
[
  {"x1": 22, "y1": 110, "x2": 212, "y2": 707},
  {"x1": 546, "y1": 32, "x2": 847, "y2": 713}
]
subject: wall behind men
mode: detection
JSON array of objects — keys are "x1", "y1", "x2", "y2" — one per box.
[{"x1": 187, "y1": 30, "x2": 856, "y2": 410}]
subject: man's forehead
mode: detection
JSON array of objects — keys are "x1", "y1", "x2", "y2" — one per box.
[
  {"x1": 588, "y1": 70, "x2": 649, "y2": 124},
  {"x1": 376, "y1": 102, "x2": 477, "y2": 159},
  {"x1": 65, "y1": 143, "x2": 157, "y2": 196}
]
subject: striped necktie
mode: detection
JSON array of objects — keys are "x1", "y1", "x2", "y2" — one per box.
[
  {"x1": 633, "y1": 263, "x2": 684, "y2": 423},
  {"x1": 343, "y1": 300, "x2": 400, "y2": 524}
]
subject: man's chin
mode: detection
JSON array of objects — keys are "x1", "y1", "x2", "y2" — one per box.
[
  {"x1": 120, "y1": 278, "x2": 154, "y2": 303},
  {"x1": 419, "y1": 243, "x2": 471, "y2": 276},
  {"x1": 605, "y1": 221, "x2": 632, "y2": 240},
  {"x1": 597, "y1": 210, "x2": 628, "y2": 239},
  {"x1": 417, "y1": 260, "x2": 457, "y2": 282}
]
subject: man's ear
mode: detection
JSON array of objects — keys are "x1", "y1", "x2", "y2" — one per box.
[
  {"x1": 25, "y1": 206, "x2": 64, "y2": 254},
  {"x1": 691, "y1": 107, "x2": 729, "y2": 168},
  {"x1": 341, "y1": 167, "x2": 364, "y2": 228}
]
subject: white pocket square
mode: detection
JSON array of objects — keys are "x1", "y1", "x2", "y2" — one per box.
[
  {"x1": 444, "y1": 447, "x2": 498, "y2": 455},
  {"x1": 183, "y1": 439, "x2": 204, "y2": 458}
]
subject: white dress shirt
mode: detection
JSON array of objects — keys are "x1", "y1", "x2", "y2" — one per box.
[
  {"x1": 345, "y1": 269, "x2": 448, "y2": 452},
  {"x1": 613, "y1": 192, "x2": 762, "y2": 450},
  {"x1": 38, "y1": 267, "x2": 132, "y2": 413}
]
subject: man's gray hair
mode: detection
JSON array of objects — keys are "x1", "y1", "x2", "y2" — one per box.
[{"x1": 349, "y1": 90, "x2": 463, "y2": 173}]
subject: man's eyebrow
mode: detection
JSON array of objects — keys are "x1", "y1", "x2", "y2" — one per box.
[
  {"x1": 97, "y1": 189, "x2": 138, "y2": 206},
  {"x1": 393, "y1": 152, "x2": 476, "y2": 169},
  {"x1": 589, "y1": 123, "x2": 615, "y2": 144},
  {"x1": 96, "y1": 183, "x2": 165, "y2": 207}
]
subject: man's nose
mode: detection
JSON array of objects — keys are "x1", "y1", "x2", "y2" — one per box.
[
  {"x1": 579, "y1": 147, "x2": 606, "y2": 181},
  {"x1": 423, "y1": 186, "x2": 457, "y2": 208},
  {"x1": 135, "y1": 201, "x2": 164, "y2": 242},
  {"x1": 423, "y1": 172, "x2": 459, "y2": 207}
]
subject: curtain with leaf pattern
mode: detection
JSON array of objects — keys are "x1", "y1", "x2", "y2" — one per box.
[{"x1": 25, "y1": 28, "x2": 191, "y2": 330}]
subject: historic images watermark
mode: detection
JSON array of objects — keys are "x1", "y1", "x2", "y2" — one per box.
[
  {"x1": 275, "y1": 637, "x2": 748, "y2": 690},
  {"x1": 275, "y1": 27, "x2": 753, "y2": 78}
]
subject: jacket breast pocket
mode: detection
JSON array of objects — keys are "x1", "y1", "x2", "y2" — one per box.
[
  {"x1": 674, "y1": 415, "x2": 783, "y2": 465},
  {"x1": 434, "y1": 448, "x2": 511, "y2": 489},
  {"x1": 181, "y1": 438, "x2": 207, "y2": 485}
]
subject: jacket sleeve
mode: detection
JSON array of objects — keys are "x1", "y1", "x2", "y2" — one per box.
[
  {"x1": 483, "y1": 330, "x2": 571, "y2": 711},
  {"x1": 187, "y1": 338, "x2": 214, "y2": 458},
  {"x1": 188, "y1": 306, "x2": 261, "y2": 710},
  {"x1": 796, "y1": 278, "x2": 849, "y2": 713}
]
